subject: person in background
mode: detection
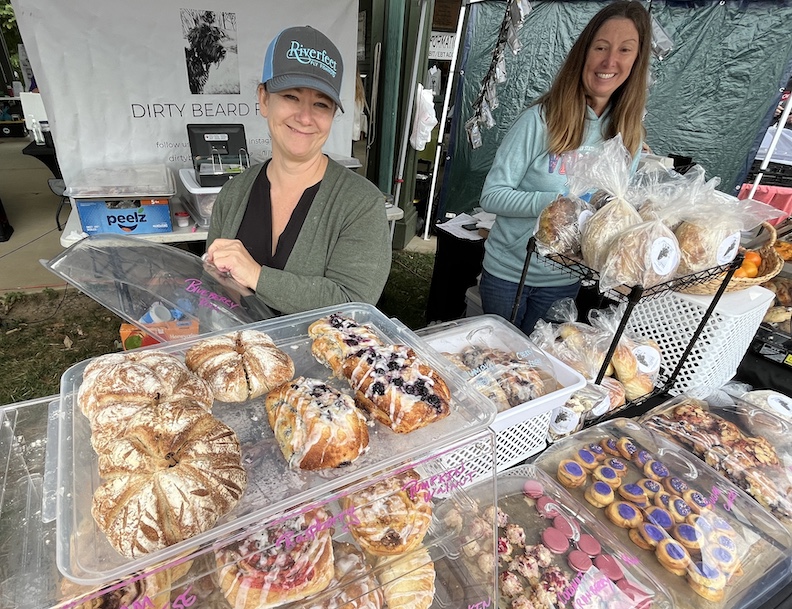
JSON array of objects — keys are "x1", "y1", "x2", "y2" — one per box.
[
  {"x1": 205, "y1": 25, "x2": 391, "y2": 317},
  {"x1": 477, "y1": 0, "x2": 650, "y2": 335}
]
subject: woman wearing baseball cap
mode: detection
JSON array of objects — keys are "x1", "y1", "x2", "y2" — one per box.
[{"x1": 205, "y1": 25, "x2": 391, "y2": 317}]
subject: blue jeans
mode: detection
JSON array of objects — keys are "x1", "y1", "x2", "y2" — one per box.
[{"x1": 478, "y1": 269, "x2": 580, "y2": 336}]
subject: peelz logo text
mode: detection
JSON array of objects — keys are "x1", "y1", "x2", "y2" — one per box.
[
  {"x1": 287, "y1": 40, "x2": 338, "y2": 77},
  {"x1": 184, "y1": 279, "x2": 241, "y2": 311}
]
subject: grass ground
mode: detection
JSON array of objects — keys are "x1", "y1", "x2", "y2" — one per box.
[{"x1": 0, "y1": 250, "x2": 435, "y2": 405}]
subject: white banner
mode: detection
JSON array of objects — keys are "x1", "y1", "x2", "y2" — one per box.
[{"x1": 12, "y1": 0, "x2": 357, "y2": 184}]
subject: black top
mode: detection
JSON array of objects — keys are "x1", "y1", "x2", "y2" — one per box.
[{"x1": 235, "y1": 161, "x2": 321, "y2": 269}]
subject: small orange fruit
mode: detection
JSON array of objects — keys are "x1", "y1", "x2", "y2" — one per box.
[
  {"x1": 734, "y1": 268, "x2": 749, "y2": 278},
  {"x1": 743, "y1": 250, "x2": 762, "y2": 267},
  {"x1": 740, "y1": 261, "x2": 759, "y2": 278}
]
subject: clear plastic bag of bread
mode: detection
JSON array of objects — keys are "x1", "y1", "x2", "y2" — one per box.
[
  {"x1": 631, "y1": 164, "x2": 715, "y2": 231},
  {"x1": 588, "y1": 303, "x2": 660, "y2": 400},
  {"x1": 598, "y1": 219, "x2": 681, "y2": 292},
  {"x1": 534, "y1": 193, "x2": 596, "y2": 257},
  {"x1": 568, "y1": 135, "x2": 643, "y2": 270},
  {"x1": 675, "y1": 193, "x2": 785, "y2": 275}
]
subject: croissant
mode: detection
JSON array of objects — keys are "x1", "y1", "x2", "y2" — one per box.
[
  {"x1": 341, "y1": 344, "x2": 451, "y2": 433},
  {"x1": 301, "y1": 541, "x2": 385, "y2": 609},
  {"x1": 377, "y1": 548, "x2": 436, "y2": 609},
  {"x1": 265, "y1": 377, "x2": 370, "y2": 469},
  {"x1": 308, "y1": 313, "x2": 384, "y2": 377}
]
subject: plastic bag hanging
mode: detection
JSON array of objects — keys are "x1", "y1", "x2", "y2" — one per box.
[{"x1": 409, "y1": 83, "x2": 438, "y2": 151}]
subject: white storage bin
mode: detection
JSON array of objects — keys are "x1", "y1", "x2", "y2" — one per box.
[
  {"x1": 418, "y1": 315, "x2": 586, "y2": 477},
  {"x1": 626, "y1": 286, "x2": 775, "y2": 397},
  {"x1": 178, "y1": 167, "x2": 221, "y2": 226}
]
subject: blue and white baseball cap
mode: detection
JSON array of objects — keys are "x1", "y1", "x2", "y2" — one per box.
[{"x1": 262, "y1": 25, "x2": 344, "y2": 112}]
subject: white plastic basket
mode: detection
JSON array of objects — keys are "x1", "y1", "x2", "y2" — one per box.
[
  {"x1": 418, "y1": 315, "x2": 586, "y2": 480},
  {"x1": 626, "y1": 286, "x2": 775, "y2": 398}
]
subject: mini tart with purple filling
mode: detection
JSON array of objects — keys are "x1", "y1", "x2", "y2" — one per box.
[
  {"x1": 586, "y1": 442, "x2": 607, "y2": 461},
  {"x1": 644, "y1": 506, "x2": 674, "y2": 531},
  {"x1": 643, "y1": 459, "x2": 670, "y2": 481},
  {"x1": 636, "y1": 478, "x2": 662, "y2": 498},
  {"x1": 631, "y1": 449, "x2": 654, "y2": 468},
  {"x1": 682, "y1": 489, "x2": 711, "y2": 514},
  {"x1": 663, "y1": 476, "x2": 690, "y2": 496},
  {"x1": 605, "y1": 501, "x2": 643, "y2": 529},
  {"x1": 573, "y1": 448, "x2": 599, "y2": 471},
  {"x1": 671, "y1": 523, "x2": 704, "y2": 551},
  {"x1": 592, "y1": 465, "x2": 621, "y2": 489},
  {"x1": 654, "y1": 490, "x2": 674, "y2": 510},
  {"x1": 585, "y1": 480, "x2": 616, "y2": 508},
  {"x1": 704, "y1": 545, "x2": 740, "y2": 576},
  {"x1": 618, "y1": 483, "x2": 649, "y2": 507},
  {"x1": 669, "y1": 497, "x2": 693, "y2": 523},
  {"x1": 710, "y1": 533, "x2": 738, "y2": 555},
  {"x1": 616, "y1": 437, "x2": 638, "y2": 460},
  {"x1": 655, "y1": 538, "x2": 691, "y2": 576},
  {"x1": 600, "y1": 437, "x2": 621, "y2": 456},
  {"x1": 557, "y1": 459, "x2": 587, "y2": 488},
  {"x1": 606, "y1": 458, "x2": 629, "y2": 478},
  {"x1": 687, "y1": 562, "x2": 727, "y2": 601},
  {"x1": 629, "y1": 522, "x2": 666, "y2": 550}
]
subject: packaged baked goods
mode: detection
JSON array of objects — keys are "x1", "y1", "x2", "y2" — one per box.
[
  {"x1": 534, "y1": 418, "x2": 792, "y2": 609},
  {"x1": 534, "y1": 194, "x2": 595, "y2": 257},
  {"x1": 580, "y1": 197, "x2": 643, "y2": 271},
  {"x1": 459, "y1": 463, "x2": 673, "y2": 609},
  {"x1": 640, "y1": 395, "x2": 792, "y2": 529},
  {"x1": 631, "y1": 165, "x2": 716, "y2": 231},
  {"x1": 598, "y1": 220, "x2": 681, "y2": 292}
]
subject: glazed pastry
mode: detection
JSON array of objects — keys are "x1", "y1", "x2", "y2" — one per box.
[
  {"x1": 600, "y1": 438, "x2": 621, "y2": 456},
  {"x1": 644, "y1": 506, "x2": 674, "y2": 531},
  {"x1": 628, "y1": 522, "x2": 666, "y2": 550},
  {"x1": 636, "y1": 478, "x2": 662, "y2": 498},
  {"x1": 606, "y1": 458, "x2": 628, "y2": 478},
  {"x1": 585, "y1": 481, "x2": 615, "y2": 508},
  {"x1": 672, "y1": 523, "x2": 704, "y2": 551},
  {"x1": 668, "y1": 497, "x2": 693, "y2": 523},
  {"x1": 340, "y1": 344, "x2": 451, "y2": 433},
  {"x1": 308, "y1": 313, "x2": 384, "y2": 377},
  {"x1": 573, "y1": 448, "x2": 599, "y2": 471},
  {"x1": 557, "y1": 460, "x2": 587, "y2": 488},
  {"x1": 264, "y1": 377, "x2": 369, "y2": 470},
  {"x1": 643, "y1": 459, "x2": 670, "y2": 481},
  {"x1": 663, "y1": 476, "x2": 690, "y2": 496},
  {"x1": 655, "y1": 538, "x2": 691, "y2": 576},
  {"x1": 687, "y1": 562, "x2": 727, "y2": 602},
  {"x1": 683, "y1": 489, "x2": 711, "y2": 514},
  {"x1": 301, "y1": 541, "x2": 385, "y2": 609},
  {"x1": 618, "y1": 483, "x2": 649, "y2": 507},
  {"x1": 184, "y1": 329, "x2": 295, "y2": 402},
  {"x1": 605, "y1": 501, "x2": 643, "y2": 529},
  {"x1": 592, "y1": 465, "x2": 621, "y2": 489},
  {"x1": 616, "y1": 437, "x2": 637, "y2": 460},
  {"x1": 378, "y1": 548, "x2": 435, "y2": 609},
  {"x1": 215, "y1": 507, "x2": 334, "y2": 609},
  {"x1": 341, "y1": 469, "x2": 432, "y2": 556},
  {"x1": 631, "y1": 449, "x2": 654, "y2": 468}
]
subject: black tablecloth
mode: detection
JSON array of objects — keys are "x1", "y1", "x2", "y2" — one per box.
[{"x1": 22, "y1": 140, "x2": 62, "y2": 179}]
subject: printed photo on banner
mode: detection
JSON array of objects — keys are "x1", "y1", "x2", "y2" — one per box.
[{"x1": 181, "y1": 8, "x2": 240, "y2": 95}]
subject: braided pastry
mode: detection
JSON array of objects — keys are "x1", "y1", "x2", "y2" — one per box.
[{"x1": 308, "y1": 313, "x2": 384, "y2": 378}]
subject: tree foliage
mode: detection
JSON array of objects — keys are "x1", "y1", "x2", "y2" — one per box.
[{"x1": 0, "y1": 0, "x2": 22, "y2": 72}]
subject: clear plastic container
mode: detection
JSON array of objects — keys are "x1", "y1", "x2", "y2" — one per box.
[
  {"x1": 64, "y1": 164, "x2": 176, "y2": 200},
  {"x1": 56, "y1": 303, "x2": 499, "y2": 585},
  {"x1": 418, "y1": 315, "x2": 586, "y2": 473},
  {"x1": 639, "y1": 394, "x2": 792, "y2": 531},
  {"x1": 533, "y1": 418, "x2": 792, "y2": 609},
  {"x1": 178, "y1": 167, "x2": 219, "y2": 226}
]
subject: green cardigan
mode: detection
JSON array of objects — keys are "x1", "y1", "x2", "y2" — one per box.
[{"x1": 207, "y1": 158, "x2": 392, "y2": 315}]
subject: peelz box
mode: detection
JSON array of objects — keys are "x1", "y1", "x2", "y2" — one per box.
[{"x1": 75, "y1": 198, "x2": 173, "y2": 235}]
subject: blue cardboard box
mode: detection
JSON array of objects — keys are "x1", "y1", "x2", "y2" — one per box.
[{"x1": 75, "y1": 198, "x2": 173, "y2": 235}]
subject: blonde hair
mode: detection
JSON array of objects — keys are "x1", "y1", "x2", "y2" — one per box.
[{"x1": 537, "y1": 1, "x2": 651, "y2": 157}]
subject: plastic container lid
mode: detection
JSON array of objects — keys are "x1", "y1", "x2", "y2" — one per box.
[
  {"x1": 64, "y1": 164, "x2": 177, "y2": 199},
  {"x1": 178, "y1": 167, "x2": 222, "y2": 194}
]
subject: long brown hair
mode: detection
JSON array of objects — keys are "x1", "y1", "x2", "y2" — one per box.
[{"x1": 537, "y1": 1, "x2": 651, "y2": 157}]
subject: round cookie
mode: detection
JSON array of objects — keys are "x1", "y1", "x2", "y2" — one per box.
[
  {"x1": 637, "y1": 478, "x2": 662, "y2": 498},
  {"x1": 644, "y1": 506, "x2": 674, "y2": 531},
  {"x1": 542, "y1": 526, "x2": 570, "y2": 554},
  {"x1": 669, "y1": 497, "x2": 693, "y2": 523},
  {"x1": 592, "y1": 465, "x2": 621, "y2": 489},
  {"x1": 711, "y1": 533, "x2": 738, "y2": 555},
  {"x1": 683, "y1": 489, "x2": 711, "y2": 514},
  {"x1": 568, "y1": 549, "x2": 593, "y2": 573},
  {"x1": 687, "y1": 562, "x2": 727, "y2": 602},
  {"x1": 618, "y1": 483, "x2": 649, "y2": 507},
  {"x1": 606, "y1": 458, "x2": 628, "y2": 478},
  {"x1": 600, "y1": 437, "x2": 621, "y2": 456},
  {"x1": 557, "y1": 460, "x2": 587, "y2": 488},
  {"x1": 577, "y1": 534, "x2": 602, "y2": 558},
  {"x1": 553, "y1": 515, "x2": 578, "y2": 540},
  {"x1": 523, "y1": 480, "x2": 544, "y2": 499},
  {"x1": 605, "y1": 501, "x2": 643, "y2": 529},
  {"x1": 573, "y1": 448, "x2": 599, "y2": 471},
  {"x1": 655, "y1": 538, "x2": 691, "y2": 576},
  {"x1": 672, "y1": 523, "x2": 704, "y2": 551},
  {"x1": 586, "y1": 442, "x2": 607, "y2": 462},
  {"x1": 629, "y1": 522, "x2": 666, "y2": 550},
  {"x1": 631, "y1": 449, "x2": 654, "y2": 468},
  {"x1": 663, "y1": 476, "x2": 690, "y2": 496},
  {"x1": 643, "y1": 459, "x2": 670, "y2": 481},
  {"x1": 594, "y1": 554, "x2": 624, "y2": 582},
  {"x1": 654, "y1": 490, "x2": 674, "y2": 510},
  {"x1": 585, "y1": 481, "x2": 615, "y2": 509},
  {"x1": 616, "y1": 437, "x2": 637, "y2": 460},
  {"x1": 536, "y1": 496, "x2": 561, "y2": 519},
  {"x1": 706, "y1": 545, "x2": 739, "y2": 574}
]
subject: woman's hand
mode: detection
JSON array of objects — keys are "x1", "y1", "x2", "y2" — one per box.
[{"x1": 205, "y1": 238, "x2": 262, "y2": 291}]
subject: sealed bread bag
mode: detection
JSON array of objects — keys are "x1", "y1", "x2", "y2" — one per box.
[
  {"x1": 534, "y1": 194, "x2": 596, "y2": 257},
  {"x1": 632, "y1": 164, "x2": 717, "y2": 231}
]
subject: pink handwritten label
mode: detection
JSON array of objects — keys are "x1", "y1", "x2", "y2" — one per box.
[
  {"x1": 275, "y1": 507, "x2": 360, "y2": 551},
  {"x1": 558, "y1": 570, "x2": 585, "y2": 603},
  {"x1": 707, "y1": 486, "x2": 737, "y2": 511},
  {"x1": 618, "y1": 552, "x2": 640, "y2": 566},
  {"x1": 184, "y1": 278, "x2": 241, "y2": 311},
  {"x1": 468, "y1": 599, "x2": 492, "y2": 609},
  {"x1": 402, "y1": 463, "x2": 475, "y2": 502}
]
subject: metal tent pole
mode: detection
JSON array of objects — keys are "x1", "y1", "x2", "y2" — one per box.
[
  {"x1": 749, "y1": 91, "x2": 792, "y2": 198},
  {"x1": 423, "y1": 2, "x2": 466, "y2": 240}
]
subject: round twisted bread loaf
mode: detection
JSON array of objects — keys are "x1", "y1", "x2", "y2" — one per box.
[
  {"x1": 185, "y1": 330, "x2": 295, "y2": 402},
  {"x1": 92, "y1": 401, "x2": 247, "y2": 558},
  {"x1": 78, "y1": 351, "x2": 214, "y2": 454}
]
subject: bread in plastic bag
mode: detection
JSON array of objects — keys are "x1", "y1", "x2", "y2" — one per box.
[
  {"x1": 547, "y1": 382, "x2": 610, "y2": 442},
  {"x1": 580, "y1": 197, "x2": 643, "y2": 270},
  {"x1": 632, "y1": 165, "x2": 717, "y2": 231},
  {"x1": 534, "y1": 195, "x2": 595, "y2": 257},
  {"x1": 598, "y1": 220, "x2": 681, "y2": 291}
]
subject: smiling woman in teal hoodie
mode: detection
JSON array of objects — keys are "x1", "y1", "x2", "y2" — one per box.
[{"x1": 478, "y1": 1, "x2": 650, "y2": 335}]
